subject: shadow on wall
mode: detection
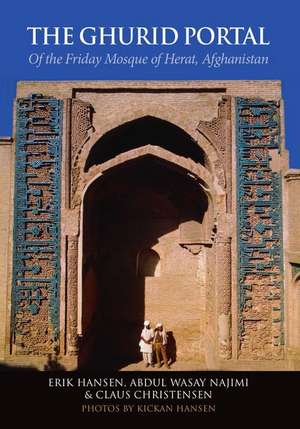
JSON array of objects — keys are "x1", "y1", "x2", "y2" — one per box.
[
  {"x1": 0, "y1": 363, "x2": 38, "y2": 372},
  {"x1": 78, "y1": 277, "x2": 146, "y2": 371},
  {"x1": 44, "y1": 354, "x2": 66, "y2": 371},
  {"x1": 0, "y1": 353, "x2": 66, "y2": 372},
  {"x1": 166, "y1": 331, "x2": 177, "y2": 364},
  {"x1": 80, "y1": 156, "x2": 208, "y2": 371}
]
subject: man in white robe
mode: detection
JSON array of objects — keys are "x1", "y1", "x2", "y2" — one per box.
[{"x1": 139, "y1": 320, "x2": 154, "y2": 367}]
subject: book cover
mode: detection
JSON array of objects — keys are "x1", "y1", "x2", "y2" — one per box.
[{"x1": 0, "y1": 0, "x2": 299, "y2": 420}]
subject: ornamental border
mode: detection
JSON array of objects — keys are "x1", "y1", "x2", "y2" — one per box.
[
  {"x1": 11, "y1": 94, "x2": 63, "y2": 349},
  {"x1": 236, "y1": 97, "x2": 284, "y2": 348}
]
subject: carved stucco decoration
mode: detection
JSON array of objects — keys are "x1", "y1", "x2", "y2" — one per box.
[
  {"x1": 70, "y1": 98, "x2": 228, "y2": 208},
  {"x1": 71, "y1": 99, "x2": 94, "y2": 207},
  {"x1": 197, "y1": 96, "x2": 232, "y2": 205}
]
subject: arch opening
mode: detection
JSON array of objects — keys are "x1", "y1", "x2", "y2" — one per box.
[
  {"x1": 137, "y1": 249, "x2": 161, "y2": 277},
  {"x1": 84, "y1": 116, "x2": 207, "y2": 171},
  {"x1": 80, "y1": 156, "x2": 212, "y2": 369}
]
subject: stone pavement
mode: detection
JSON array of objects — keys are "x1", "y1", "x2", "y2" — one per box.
[{"x1": 120, "y1": 360, "x2": 207, "y2": 371}]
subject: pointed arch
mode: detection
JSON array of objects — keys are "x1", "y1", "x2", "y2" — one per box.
[{"x1": 84, "y1": 115, "x2": 207, "y2": 172}]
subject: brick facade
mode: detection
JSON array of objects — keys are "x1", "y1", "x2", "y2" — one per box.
[{"x1": 0, "y1": 81, "x2": 299, "y2": 370}]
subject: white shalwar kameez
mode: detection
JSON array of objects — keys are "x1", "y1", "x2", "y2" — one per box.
[{"x1": 139, "y1": 327, "x2": 154, "y2": 365}]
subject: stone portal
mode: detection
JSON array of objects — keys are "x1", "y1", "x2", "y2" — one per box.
[{"x1": 0, "y1": 81, "x2": 299, "y2": 370}]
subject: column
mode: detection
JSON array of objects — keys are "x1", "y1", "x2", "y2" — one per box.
[
  {"x1": 66, "y1": 235, "x2": 79, "y2": 355},
  {"x1": 216, "y1": 235, "x2": 232, "y2": 359}
]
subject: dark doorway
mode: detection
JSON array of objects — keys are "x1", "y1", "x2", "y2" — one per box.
[{"x1": 79, "y1": 156, "x2": 209, "y2": 370}]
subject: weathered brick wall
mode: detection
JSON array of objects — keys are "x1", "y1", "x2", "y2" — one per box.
[
  {"x1": 144, "y1": 232, "x2": 204, "y2": 362},
  {"x1": 285, "y1": 171, "x2": 300, "y2": 253},
  {"x1": 284, "y1": 170, "x2": 300, "y2": 356},
  {"x1": 0, "y1": 138, "x2": 13, "y2": 360},
  {"x1": 2, "y1": 80, "x2": 292, "y2": 370}
]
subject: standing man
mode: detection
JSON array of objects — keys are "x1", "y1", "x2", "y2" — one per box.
[
  {"x1": 154, "y1": 323, "x2": 170, "y2": 369},
  {"x1": 139, "y1": 320, "x2": 154, "y2": 367}
]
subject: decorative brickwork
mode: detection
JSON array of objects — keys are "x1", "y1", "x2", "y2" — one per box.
[
  {"x1": 66, "y1": 236, "x2": 79, "y2": 355},
  {"x1": 70, "y1": 100, "x2": 94, "y2": 207},
  {"x1": 216, "y1": 236, "x2": 232, "y2": 359},
  {"x1": 236, "y1": 98, "x2": 284, "y2": 359},
  {"x1": 0, "y1": 80, "x2": 296, "y2": 370},
  {"x1": 198, "y1": 96, "x2": 231, "y2": 198},
  {"x1": 12, "y1": 94, "x2": 63, "y2": 354}
]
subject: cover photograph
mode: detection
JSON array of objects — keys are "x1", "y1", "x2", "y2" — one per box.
[{"x1": 0, "y1": 0, "x2": 299, "y2": 419}]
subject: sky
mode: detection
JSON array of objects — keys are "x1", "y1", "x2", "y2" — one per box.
[{"x1": 0, "y1": 0, "x2": 299, "y2": 166}]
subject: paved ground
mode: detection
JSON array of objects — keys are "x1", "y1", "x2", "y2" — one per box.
[
  {"x1": 120, "y1": 360, "x2": 207, "y2": 371},
  {"x1": 120, "y1": 359, "x2": 294, "y2": 371}
]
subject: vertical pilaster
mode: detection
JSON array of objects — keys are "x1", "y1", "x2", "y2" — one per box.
[
  {"x1": 236, "y1": 98, "x2": 284, "y2": 359},
  {"x1": 66, "y1": 235, "x2": 79, "y2": 355},
  {"x1": 216, "y1": 235, "x2": 232, "y2": 359},
  {"x1": 0, "y1": 137, "x2": 13, "y2": 359}
]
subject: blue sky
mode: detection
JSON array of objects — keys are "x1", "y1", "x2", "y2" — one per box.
[{"x1": 0, "y1": 0, "x2": 299, "y2": 166}]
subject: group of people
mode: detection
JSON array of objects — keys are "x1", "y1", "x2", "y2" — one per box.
[{"x1": 139, "y1": 320, "x2": 170, "y2": 369}]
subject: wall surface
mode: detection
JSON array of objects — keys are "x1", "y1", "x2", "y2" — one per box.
[
  {"x1": 1, "y1": 80, "x2": 298, "y2": 370},
  {"x1": 0, "y1": 138, "x2": 13, "y2": 360}
]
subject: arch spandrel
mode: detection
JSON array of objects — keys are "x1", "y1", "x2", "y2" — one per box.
[{"x1": 70, "y1": 108, "x2": 228, "y2": 208}]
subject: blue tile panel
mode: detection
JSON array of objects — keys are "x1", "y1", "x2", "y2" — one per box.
[
  {"x1": 236, "y1": 98, "x2": 284, "y2": 352},
  {"x1": 12, "y1": 94, "x2": 63, "y2": 353}
]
